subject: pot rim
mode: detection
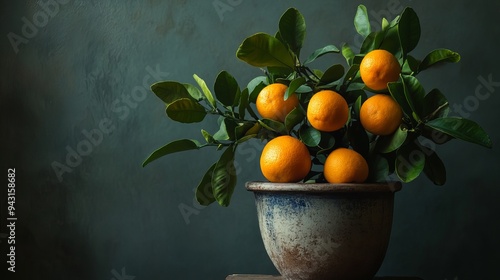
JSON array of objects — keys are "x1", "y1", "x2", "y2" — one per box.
[{"x1": 245, "y1": 181, "x2": 402, "y2": 193}]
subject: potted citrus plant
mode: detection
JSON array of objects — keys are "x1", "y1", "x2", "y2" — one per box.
[{"x1": 142, "y1": 5, "x2": 491, "y2": 280}]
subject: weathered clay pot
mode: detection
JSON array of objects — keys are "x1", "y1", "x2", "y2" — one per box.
[{"x1": 246, "y1": 181, "x2": 402, "y2": 280}]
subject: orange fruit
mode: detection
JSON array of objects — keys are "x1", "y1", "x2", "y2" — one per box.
[
  {"x1": 256, "y1": 83, "x2": 299, "y2": 122},
  {"x1": 359, "y1": 49, "x2": 401, "y2": 91},
  {"x1": 260, "y1": 135, "x2": 311, "y2": 183},
  {"x1": 324, "y1": 148, "x2": 369, "y2": 183},
  {"x1": 306, "y1": 90, "x2": 349, "y2": 132},
  {"x1": 360, "y1": 94, "x2": 403, "y2": 135}
]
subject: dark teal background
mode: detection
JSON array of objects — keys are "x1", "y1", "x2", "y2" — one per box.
[{"x1": 1, "y1": 1, "x2": 500, "y2": 279}]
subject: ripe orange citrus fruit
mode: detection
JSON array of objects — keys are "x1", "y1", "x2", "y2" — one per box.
[
  {"x1": 260, "y1": 135, "x2": 312, "y2": 183},
  {"x1": 256, "y1": 83, "x2": 299, "y2": 122},
  {"x1": 359, "y1": 49, "x2": 401, "y2": 91},
  {"x1": 306, "y1": 90, "x2": 349, "y2": 132},
  {"x1": 360, "y1": 93, "x2": 403, "y2": 135},
  {"x1": 323, "y1": 148, "x2": 369, "y2": 183}
]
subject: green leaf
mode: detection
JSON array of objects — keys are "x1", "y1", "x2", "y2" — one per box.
[
  {"x1": 304, "y1": 45, "x2": 340, "y2": 64},
  {"x1": 285, "y1": 77, "x2": 306, "y2": 100},
  {"x1": 418, "y1": 49, "x2": 461, "y2": 73},
  {"x1": 234, "y1": 122, "x2": 256, "y2": 140},
  {"x1": 379, "y1": 25, "x2": 401, "y2": 58},
  {"x1": 342, "y1": 64, "x2": 360, "y2": 87},
  {"x1": 285, "y1": 107, "x2": 305, "y2": 132},
  {"x1": 341, "y1": 43, "x2": 355, "y2": 66},
  {"x1": 236, "y1": 32, "x2": 295, "y2": 69},
  {"x1": 166, "y1": 98, "x2": 207, "y2": 123},
  {"x1": 213, "y1": 118, "x2": 230, "y2": 141},
  {"x1": 279, "y1": 7, "x2": 306, "y2": 56},
  {"x1": 143, "y1": 139, "x2": 202, "y2": 167},
  {"x1": 360, "y1": 31, "x2": 385, "y2": 54},
  {"x1": 381, "y1": 18, "x2": 390, "y2": 31},
  {"x1": 401, "y1": 55, "x2": 420, "y2": 75},
  {"x1": 201, "y1": 129, "x2": 215, "y2": 143},
  {"x1": 354, "y1": 5, "x2": 371, "y2": 37},
  {"x1": 238, "y1": 88, "x2": 249, "y2": 119},
  {"x1": 183, "y1": 83, "x2": 204, "y2": 101},
  {"x1": 423, "y1": 88, "x2": 449, "y2": 120},
  {"x1": 398, "y1": 7, "x2": 421, "y2": 56},
  {"x1": 395, "y1": 141, "x2": 425, "y2": 182},
  {"x1": 258, "y1": 118, "x2": 287, "y2": 135},
  {"x1": 425, "y1": 117, "x2": 492, "y2": 148},
  {"x1": 195, "y1": 163, "x2": 216, "y2": 206},
  {"x1": 247, "y1": 76, "x2": 268, "y2": 103},
  {"x1": 300, "y1": 126, "x2": 321, "y2": 147},
  {"x1": 319, "y1": 64, "x2": 344, "y2": 85},
  {"x1": 420, "y1": 145, "x2": 446, "y2": 186},
  {"x1": 388, "y1": 81, "x2": 413, "y2": 119},
  {"x1": 214, "y1": 70, "x2": 240, "y2": 107},
  {"x1": 193, "y1": 74, "x2": 216, "y2": 109},
  {"x1": 401, "y1": 75, "x2": 425, "y2": 120},
  {"x1": 212, "y1": 145, "x2": 237, "y2": 207},
  {"x1": 376, "y1": 126, "x2": 408, "y2": 153},
  {"x1": 150, "y1": 81, "x2": 194, "y2": 104}
]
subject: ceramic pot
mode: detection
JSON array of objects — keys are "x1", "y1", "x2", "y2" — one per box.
[{"x1": 246, "y1": 181, "x2": 402, "y2": 280}]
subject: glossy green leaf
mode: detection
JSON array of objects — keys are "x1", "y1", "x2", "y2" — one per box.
[
  {"x1": 182, "y1": 83, "x2": 204, "y2": 101},
  {"x1": 421, "y1": 126, "x2": 453, "y2": 145},
  {"x1": 381, "y1": 18, "x2": 389, "y2": 31},
  {"x1": 166, "y1": 98, "x2": 207, "y2": 123},
  {"x1": 401, "y1": 55, "x2": 420, "y2": 75},
  {"x1": 401, "y1": 75, "x2": 425, "y2": 119},
  {"x1": 304, "y1": 45, "x2": 340, "y2": 64},
  {"x1": 376, "y1": 126, "x2": 408, "y2": 153},
  {"x1": 195, "y1": 163, "x2": 216, "y2": 206},
  {"x1": 247, "y1": 76, "x2": 268, "y2": 103},
  {"x1": 279, "y1": 7, "x2": 306, "y2": 56},
  {"x1": 425, "y1": 117, "x2": 492, "y2": 148},
  {"x1": 395, "y1": 141, "x2": 425, "y2": 182},
  {"x1": 300, "y1": 126, "x2": 321, "y2": 147},
  {"x1": 285, "y1": 107, "x2": 304, "y2": 132},
  {"x1": 342, "y1": 64, "x2": 360, "y2": 86},
  {"x1": 143, "y1": 139, "x2": 202, "y2": 167},
  {"x1": 258, "y1": 119, "x2": 287, "y2": 135},
  {"x1": 379, "y1": 25, "x2": 402, "y2": 59},
  {"x1": 193, "y1": 74, "x2": 216, "y2": 109},
  {"x1": 341, "y1": 43, "x2": 355, "y2": 66},
  {"x1": 360, "y1": 31, "x2": 385, "y2": 54},
  {"x1": 151, "y1": 81, "x2": 194, "y2": 104},
  {"x1": 398, "y1": 7, "x2": 420, "y2": 56},
  {"x1": 388, "y1": 81, "x2": 413, "y2": 119},
  {"x1": 285, "y1": 77, "x2": 306, "y2": 100},
  {"x1": 214, "y1": 70, "x2": 240, "y2": 107},
  {"x1": 236, "y1": 32, "x2": 295, "y2": 69},
  {"x1": 423, "y1": 88, "x2": 449, "y2": 120},
  {"x1": 319, "y1": 64, "x2": 344, "y2": 85},
  {"x1": 212, "y1": 146, "x2": 237, "y2": 207},
  {"x1": 213, "y1": 118, "x2": 230, "y2": 141},
  {"x1": 354, "y1": 5, "x2": 371, "y2": 37},
  {"x1": 418, "y1": 49, "x2": 461, "y2": 73}
]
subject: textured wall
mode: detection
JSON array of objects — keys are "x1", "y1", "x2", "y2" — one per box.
[{"x1": 1, "y1": 0, "x2": 500, "y2": 279}]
